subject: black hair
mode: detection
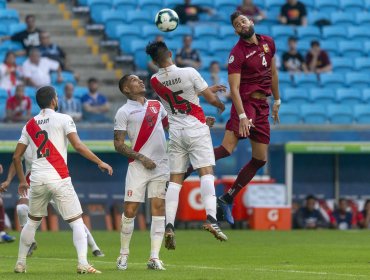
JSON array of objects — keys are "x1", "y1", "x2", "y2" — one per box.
[
  {"x1": 146, "y1": 41, "x2": 170, "y2": 64},
  {"x1": 4, "y1": 51, "x2": 15, "y2": 63},
  {"x1": 230, "y1": 10, "x2": 243, "y2": 26},
  {"x1": 306, "y1": 194, "x2": 317, "y2": 201},
  {"x1": 118, "y1": 74, "x2": 131, "y2": 94},
  {"x1": 288, "y1": 36, "x2": 298, "y2": 42},
  {"x1": 25, "y1": 14, "x2": 35, "y2": 21},
  {"x1": 88, "y1": 77, "x2": 98, "y2": 84},
  {"x1": 338, "y1": 198, "x2": 347, "y2": 204},
  {"x1": 36, "y1": 86, "x2": 57, "y2": 109},
  {"x1": 311, "y1": 40, "x2": 320, "y2": 47}
]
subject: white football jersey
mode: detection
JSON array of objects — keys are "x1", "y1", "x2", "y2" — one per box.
[
  {"x1": 150, "y1": 65, "x2": 208, "y2": 130},
  {"x1": 114, "y1": 99, "x2": 168, "y2": 163},
  {"x1": 18, "y1": 108, "x2": 77, "y2": 185}
]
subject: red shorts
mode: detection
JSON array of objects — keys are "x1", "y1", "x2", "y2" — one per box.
[{"x1": 225, "y1": 97, "x2": 270, "y2": 144}]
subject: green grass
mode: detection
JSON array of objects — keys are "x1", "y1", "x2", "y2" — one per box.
[{"x1": 1, "y1": 230, "x2": 370, "y2": 279}]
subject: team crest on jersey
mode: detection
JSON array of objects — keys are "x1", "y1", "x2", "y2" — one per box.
[
  {"x1": 127, "y1": 190, "x2": 133, "y2": 197},
  {"x1": 149, "y1": 106, "x2": 158, "y2": 114},
  {"x1": 228, "y1": 55, "x2": 234, "y2": 64},
  {"x1": 263, "y1": 44, "x2": 269, "y2": 53}
]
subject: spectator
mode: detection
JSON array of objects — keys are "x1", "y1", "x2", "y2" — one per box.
[
  {"x1": 0, "y1": 51, "x2": 22, "y2": 92},
  {"x1": 5, "y1": 85, "x2": 31, "y2": 122},
  {"x1": 282, "y1": 37, "x2": 308, "y2": 73},
  {"x1": 58, "y1": 83, "x2": 82, "y2": 122},
  {"x1": 0, "y1": 14, "x2": 42, "y2": 55},
  {"x1": 279, "y1": 0, "x2": 307, "y2": 26},
  {"x1": 237, "y1": 0, "x2": 266, "y2": 24},
  {"x1": 147, "y1": 35, "x2": 164, "y2": 75},
  {"x1": 331, "y1": 198, "x2": 353, "y2": 230},
  {"x1": 359, "y1": 200, "x2": 370, "y2": 229},
  {"x1": 209, "y1": 61, "x2": 230, "y2": 102},
  {"x1": 175, "y1": 35, "x2": 201, "y2": 69},
  {"x1": 293, "y1": 195, "x2": 328, "y2": 229},
  {"x1": 81, "y1": 77, "x2": 110, "y2": 123},
  {"x1": 306, "y1": 40, "x2": 332, "y2": 74},
  {"x1": 38, "y1": 31, "x2": 68, "y2": 71},
  {"x1": 22, "y1": 48, "x2": 62, "y2": 88},
  {"x1": 174, "y1": 0, "x2": 213, "y2": 25}
]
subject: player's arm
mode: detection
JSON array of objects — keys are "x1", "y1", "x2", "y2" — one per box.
[
  {"x1": 0, "y1": 161, "x2": 18, "y2": 192},
  {"x1": 200, "y1": 86, "x2": 225, "y2": 112},
  {"x1": 12, "y1": 143, "x2": 28, "y2": 197},
  {"x1": 271, "y1": 57, "x2": 281, "y2": 125},
  {"x1": 113, "y1": 130, "x2": 156, "y2": 170},
  {"x1": 229, "y1": 73, "x2": 254, "y2": 138},
  {"x1": 67, "y1": 132, "x2": 113, "y2": 175}
]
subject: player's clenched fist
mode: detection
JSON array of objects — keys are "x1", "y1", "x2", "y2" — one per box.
[
  {"x1": 140, "y1": 156, "x2": 157, "y2": 170},
  {"x1": 98, "y1": 162, "x2": 113, "y2": 175},
  {"x1": 18, "y1": 181, "x2": 29, "y2": 197}
]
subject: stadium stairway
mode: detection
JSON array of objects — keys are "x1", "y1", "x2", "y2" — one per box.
[{"x1": 8, "y1": 0, "x2": 121, "y2": 104}]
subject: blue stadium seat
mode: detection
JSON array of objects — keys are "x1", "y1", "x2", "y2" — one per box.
[
  {"x1": 73, "y1": 86, "x2": 88, "y2": 99},
  {"x1": 128, "y1": 39, "x2": 146, "y2": 54},
  {"x1": 142, "y1": 25, "x2": 162, "y2": 39},
  {"x1": 307, "y1": 12, "x2": 330, "y2": 25},
  {"x1": 191, "y1": 40, "x2": 210, "y2": 55},
  {"x1": 209, "y1": 40, "x2": 234, "y2": 57},
  {"x1": 320, "y1": 73, "x2": 346, "y2": 88},
  {"x1": 310, "y1": 88, "x2": 336, "y2": 105},
  {"x1": 87, "y1": 0, "x2": 113, "y2": 23},
  {"x1": 202, "y1": 103, "x2": 217, "y2": 118},
  {"x1": 163, "y1": 0, "x2": 182, "y2": 8},
  {"x1": 51, "y1": 71, "x2": 77, "y2": 85},
  {"x1": 126, "y1": 10, "x2": 152, "y2": 25},
  {"x1": 278, "y1": 104, "x2": 302, "y2": 124},
  {"x1": 366, "y1": 42, "x2": 370, "y2": 56},
  {"x1": 283, "y1": 88, "x2": 310, "y2": 104},
  {"x1": 265, "y1": 0, "x2": 282, "y2": 14},
  {"x1": 301, "y1": 0, "x2": 315, "y2": 10},
  {"x1": 275, "y1": 39, "x2": 289, "y2": 53},
  {"x1": 192, "y1": 0, "x2": 216, "y2": 8},
  {"x1": 301, "y1": 104, "x2": 327, "y2": 124},
  {"x1": 320, "y1": 40, "x2": 339, "y2": 57},
  {"x1": 0, "y1": 9, "x2": 19, "y2": 26},
  {"x1": 219, "y1": 25, "x2": 235, "y2": 41},
  {"x1": 315, "y1": 0, "x2": 339, "y2": 12},
  {"x1": 254, "y1": 25, "x2": 270, "y2": 35},
  {"x1": 293, "y1": 74, "x2": 318, "y2": 88},
  {"x1": 327, "y1": 105, "x2": 353, "y2": 124},
  {"x1": 193, "y1": 26, "x2": 218, "y2": 41},
  {"x1": 331, "y1": 57, "x2": 354, "y2": 73},
  {"x1": 262, "y1": 10, "x2": 280, "y2": 26},
  {"x1": 354, "y1": 105, "x2": 370, "y2": 124},
  {"x1": 200, "y1": 56, "x2": 224, "y2": 70},
  {"x1": 0, "y1": 40, "x2": 23, "y2": 52},
  {"x1": 113, "y1": 24, "x2": 141, "y2": 43},
  {"x1": 271, "y1": 26, "x2": 295, "y2": 41},
  {"x1": 355, "y1": 57, "x2": 370, "y2": 72},
  {"x1": 338, "y1": 41, "x2": 365, "y2": 58},
  {"x1": 166, "y1": 39, "x2": 182, "y2": 53},
  {"x1": 78, "y1": 0, "x2": 88, "y2": 6},
  {"x1": 296, "y1": 26, "x2": 321, "y2": 41},
  {"x1": 214, "y1": 0, "x2": 239, "y2": 9},
  {"x1": 331, "y1": 12, "x2": 356, "y2": 26},
  {"x1": 356, "y1": 13, "x2": 370, "y2": 25},
  {"x1": 138, "y1": 0, "x2": 163, "y2": 11},
  {"x1": 296, "y1": 40, "x2": 310, "y2": 54},
  {"x1": 0, "y1": 24, "x2": 7, "y2": 36},
  {"x1": 346, "y1": 73, "x2": 370, "y2": 89},
  {"x1": 31, "y1": 104, "x2": 40, "y2": 116},
  {"x1": 15, "y1": 55, "x2": 26, "y2": 65},
  {"x1": 0, "y1": 0, "x2": 6, "y2": 9},
  {"x1": 322, "y1": 26, "x2": 347, "y2": 41},
  {"x1": 336, "y1": 88, "x2": 363, "y2": 105},
  {"x1": 365, "y1": 0, "x2": 370, "y2": 9},
  {"x1": 168, "y1": 25, "x2": 192, "y2": 40},
  {"x1": 279, "y1": 72, "x2": 293, "y2": 89},
  {"x1": 340, "y1": 0, "x2": 365, "y2": 13},
  {"x1": 102, "y1": 10, "x2": 125, "y2": 38},
  {"x1": 363, "y1": 89, "x2": 370, "y2": 103},
  {"x1": 113, "y1": 0, "x2": 137, "y2": 10},
  {"x1": 8, "y1": 23, "x2": 26, "y2": 36},
  {"x1": 347, "y1": 27, "x2": 370, "y2": 42},
  {"x1": 134, "y1": 52, "x2": 148, "y2": 70}
]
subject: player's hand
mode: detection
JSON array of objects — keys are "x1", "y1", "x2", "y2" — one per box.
[
  {"x1": 217, "y1": 102, "x2": 225, "y2": 114},
  {"x1": 140, "y1": 156, "x2": 156, "y2": 170},
  {"x1": 209, "y1": 85, "x2": 227, "y2": 93},
  {"x1": 272, "y1": 102, "x2": 280, "y2": 125},
  {"x1": 18, "y1": 181, "x2": 29, "y2": 197},
  {"x1": 0, "y1": 180, "x2": 10, "y2": 193},
  {"x1": 98, "y1": 162, "x2": 113, "y2": 175},
  {"x1": 206, "y1": 116, "x2": 216, "y2": 128},
  {"x1": 0, "y1": 164, "x2": 3, "y2": 174},
  {"x1": 239, "y1": 118, "x2": 254, "y2": 138}
]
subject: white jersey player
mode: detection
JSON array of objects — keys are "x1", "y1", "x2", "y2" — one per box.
[
  {"x1": 12, "y1": 86, "x2": 113, "y2": 274},
  {"x1": 114, "y1": 74, "x2": 168, "y2": 270},
  {"x1": 146, "y1": 40, "x2": 228, "y2": 249},
  {"x1": 0, "y1": 146, "x2": 105, "y2": 258}
]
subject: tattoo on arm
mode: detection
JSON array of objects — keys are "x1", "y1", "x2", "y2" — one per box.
[{"x1": 113, "y1": 130, "x2": 144, "y2": 161}]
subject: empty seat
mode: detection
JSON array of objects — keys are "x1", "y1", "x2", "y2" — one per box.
[
  {"x1": 209, "y1": 40, "x2": 234, "y2": 57},
  {"x1": 365, "y1": 41, "x2": 370, "y2": 56},
  {"x1": 300, "y1": 0, "x2": 315, "y2": 10},
  {"x1": 271, "y1": 26, "x2": 295, "y2": 41},
  {"x1": 296, "y1": 26, "x2": 321, "y2": 41},
  {"x1": 331, "y1": 57, "x2": 354, "y2": 73},
  {"x1": 356, "y1": 12, "x2": 370, "y2": 25},
  {"x1": 192, "y1": 0, "x2": 216, "y2": 8},
  {"x1": 354, "y1": 105, "x2": 370, "y2": 124},
  {"x1": 142, "y1": 25, "x2": 162, "y2": 39},
  {"x1": 51, "y1": 71, "x2": 77, "y2": 85},
  {"x1": 138, "y1": 0, "x2": 163, "y2": 11},
  {"x1": 363, "y1": 89, "x2": 370, "y2": 102},
  {"x1": 263, "y1": 10, "x2": 280, "y2": 26},
  {"x1": 347, "y1": 27, "x2": 370, "y2": 42},
  {"x1": 283, "y1": 88, "x2": 310, "y2": 104},
  {"x1": 293, "y1": 74, "x2": 318, "y2": 88},
  {"x1": 8, "y1": 23, "x2": 26, "y2": 36},
  {"x1": 254, "y1": 25, "x2": 270, "y2": 35},
  {"x1": 315, "y1": 0, "x2": 340, "y2": 12},
  {"x1": 202, "y1": 103, "x2": 218, "y2": 117},
  {"x1": 301, "y1": 104, "x2": 327, "y2": 124},
  {"x1": 307, "y1": 12, "x2": 330, "y2": 25},
  {"x1": 336, "y1": 88, "x2": 363, "y2": 105},
  {"x1": 0, "y1": 9, "x2": 19, "y2": 26},
  {"x1": 192, "y1": 40, "x2": 210, "y2": 55},
  {"x1": 320, "y1": 40, "x2": 339, "y2": 57},
  {"x1": 338, "y1": 41, "x2": 365, "y2": 58},
  {"x1": 87, "y1": 0, "x2": 113, "y2": 23},
  {"x1": 215, "y1": 0, "x2": 239, "y2": 9},
  {"x1": 331, "y1": 12, "x2": 357, "y2": 26},
  {"x1": 265, "y1": 0, "x2": 282, "y2": 13},
  {"x1": 126, "y1": 10, "x2": 152, "y2": 25},
  {"x1": 355, "y1": 57, "x2": 370, "y2": 72},
  {"x1": 113, "y1": 0, "x2": 137, "y2": 10},
  {"x1": 322, "y1": 26, "x2": 347, "y2": 41},
  {"x1": 168, "y1": 25, "x2": 192, "y2": 40},
  {"x1": 164, "y1": 0, "x2": 183, "y2": 8},
  {"x1": 73, "y1": 86, "x2": 89, "y2": 98},
  {"x1": 166, "y1": 39, "x2": 182, "y2": 53},
  {"x1": 134, "y1": 52, "x2": 148, "y2": 70},
  {"x1": 278, "y1": 104, "x2": 301, "y2": 124},
  {"x1": 219, "y1": 26, "x2": 235, "y2": 41},
  {"x1": 346, "y1": 73, "x2": 370, "y2": 89},
  {"x1": 340, "y1": 0, "x2": 365, "y2": 12},
  {"x1": 193, "y1": 26, "x2": 218, "y2": 41},
  {"x1": 200, "y1": 56, "x2": 224, "y2": 70},
  {"x1": 102, "y1": 10, "x2": 125, "y2": 39},
  {"x1": 110, "y1": 24, "x2": 141, "y2": 41},
  {"x1": 296, "y1": 40, "x2": 311, "y2": 53},
  {"x1": 327, "y1": 104, "x2": 353, "y2": 124},
  {"x1": 279, "y1": 72, "x2": 293, "y2": 88},
  {"x1": 320, "y1": 73, "x2": 346, "y2": 88},
  {"x1": 129, "y1": 39, "x2": 146, "y2": 54},
  {"x1": 310, "y1": 88, "x2": 336, "y2": 105}
]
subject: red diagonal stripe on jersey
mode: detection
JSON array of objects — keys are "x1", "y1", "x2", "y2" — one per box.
[
  {"x1": 128, "y1": 100, "x2": 161, "y2": 163},
  {"x1": 150, "y1": 77, "x2": 206, "y2": 124},
  {"x1": 26, "y1": 118, "x2": 69, "y2": 179},
  {"x1": 25, "y1": 172, "x2": 31, "y2": 185}
]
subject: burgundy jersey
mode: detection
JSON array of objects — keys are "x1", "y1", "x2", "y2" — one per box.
[{"x1": 228, "y1": 34, "x2": 276, "y2": 101}]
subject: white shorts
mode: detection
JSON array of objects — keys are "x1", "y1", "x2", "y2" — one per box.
[
  {"x1": 28, "y1": 177, "x2": 82, "y2": 220},
  {"x1": 168, "y1": 126, "x2": 215, "y2": 174},
  {"x1": 124, "y1": 159, "x2": 169, "y2": 203}
]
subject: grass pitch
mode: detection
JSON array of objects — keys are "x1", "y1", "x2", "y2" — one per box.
[{"x1": 1, "y1": 230, "x2": 370, "y2": 279}]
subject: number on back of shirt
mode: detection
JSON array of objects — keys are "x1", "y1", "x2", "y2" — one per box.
[{"x1": 262, "y1": 56, "x2": 267, "y2": 67}]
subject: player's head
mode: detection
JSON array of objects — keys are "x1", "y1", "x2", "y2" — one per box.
[
  {"x1": 230, "y1": 11, "x2": 255, "y2": 40},
  {"x1": 146, "y1": 41, "x2": 173, "y2": 68},
  {"x1": 305, "y1": 195, "x2": 317, "y2": 211},
  {"x1": 25, "y1": 14, "x2": 36, "y2": 30},
  {"x1": 118, "y1": 74, "x2": 146, "y2": 100},
  {"x1": 36, "y1": 86, "x2": 58, "y2": 111},
  {"x1": 338, "y1": 198, "x2": 348, "y2": 212}
]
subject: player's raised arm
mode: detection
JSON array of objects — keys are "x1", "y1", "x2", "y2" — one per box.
[
  {"x1": 200, "y1": 86, "x2": 226, "y2": 113},
  {"x1": 0, "y1": 161, "x2": 18, "y2": 192},
  {"x1": 271, "y1": 57, "x2": 281, "y2": 124},
  {"x1": 113, "y1": 130, "x2": 156, "y2": 170},
  {"x1": 12, "y1": 143, "x2": 28, "y2": 196},
  {"x1": 67, "y1": 132, "x2": 113, "y2": 175}
]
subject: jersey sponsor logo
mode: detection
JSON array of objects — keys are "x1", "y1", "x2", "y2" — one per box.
[
  {"x1": 228, "y1": 55, "x2": 234, "y2": 64},
  {"x1": 162, "y1": 77, "x2": 181, "y2": 87},
  {"x1": 246, "y1": 51, "x2": 256, "y2": 59},
  {"x1": 263, "y1": 43, "x2": 269, "y2": 53}
]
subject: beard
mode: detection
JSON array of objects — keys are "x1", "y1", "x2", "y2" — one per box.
[{"x1": 238, "y1": 26, "x2": 255, "y2": 40}]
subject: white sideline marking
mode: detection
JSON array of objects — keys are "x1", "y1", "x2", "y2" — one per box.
[{"x1": 2, "y1": 255, "x2": 368, "y2": 278}]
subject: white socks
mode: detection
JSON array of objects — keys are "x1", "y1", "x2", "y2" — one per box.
[
  {"x1": 84, "y1": 224, "x2": 99, "y2": 252},
  {"x1": 200, "y1": 174, "x2": 217, "y2": 220},
  {"x1": 17, "y1": 218, "x2": 41, "y2": 264},
  {"x1": 150, "y1": 216, "x2": 165, "y2": 259},
  {"x1": 165, "y1": 182, "x2": 182, "y2": 226},
  {"x1": 16, "y1": 204, "x2": 29, "y2": 227},
  {"x1": 69, "y1": 218, "x2": 88, "y2": 266},
  {"x1": 120, "y1": 214, "x2": 135, "y2": 255}
]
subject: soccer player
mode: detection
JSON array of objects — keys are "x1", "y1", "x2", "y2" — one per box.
[
  {"x1": 12, "y1": 86, "x2": 113, "y2": 274},
  {"x1": 146, "y1": 41, "x2": 228, "y2": 250},
  {"x1": 0, "y1": 148, "x2": 105, "y2": 257},
  {"x1": 186, "y1": 11, "x2": 281, "y2": 224},
  {"x1": 114, "y1": 74, "x2": 169, "y2": 270}
]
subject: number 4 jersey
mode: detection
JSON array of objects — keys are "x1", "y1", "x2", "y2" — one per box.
[
  {"x1": 150, "y1": 65, "x2": 208, "y2": 130},
  {"x1": 18, "y1": 108, "x2": 77, "y2": 186}
]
